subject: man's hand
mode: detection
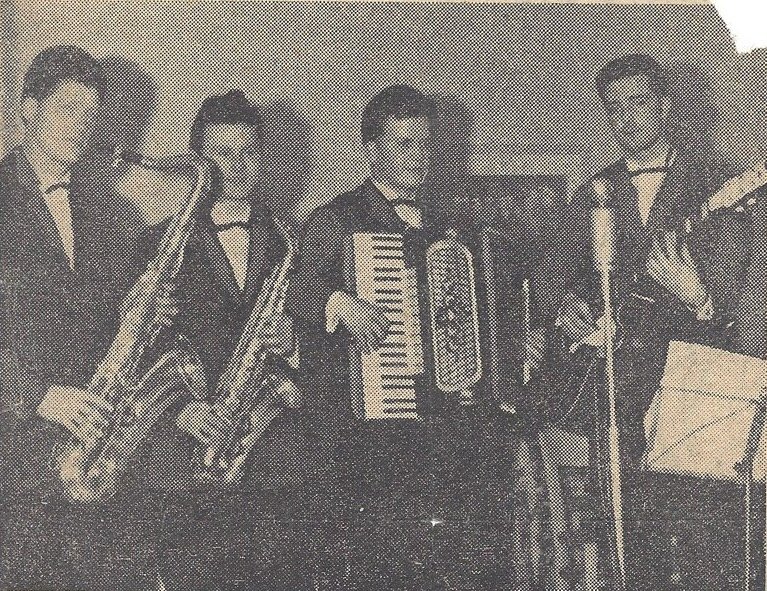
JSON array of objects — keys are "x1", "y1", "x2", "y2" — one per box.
[
  {"x1": 37, "y1": 385, "x2": 112, "y2": 443},
  {"x1": 556, "y1": 292, "x2": 597, "y2": 344},
  {"x1": 335, "y1": 292, "x2": 391, "y2": 353},
  {"x1": 646, "y1": 232, "x2": 708, "y2": 310},
  {"x1": 175, "y1": 400, "x2": 231, "y2": 446}
]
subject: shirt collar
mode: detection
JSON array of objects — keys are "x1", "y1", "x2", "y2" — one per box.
[
  {"x1": 210, "y1": 199, "x2": 253, "y2": 226},
  {"x1": 14, "y1": 147, "x2": 71, "y2": 194},
  {"x1": 625, "y1": 145, "x2": 676, "y2": 174}
]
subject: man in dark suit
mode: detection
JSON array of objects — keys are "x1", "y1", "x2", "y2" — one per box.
[
  {"x1": 285, "y1": 84, "x2": 520, "y2": 590},
  {"x1": 143, "y1": 90, "x2": 311, "y2": 591},
  {"x1": 540, "y1": 54, "x2": 751, "y2": 589},
  {"x1": 0, "y1": 45, "x2": 155, "y2": 590}
]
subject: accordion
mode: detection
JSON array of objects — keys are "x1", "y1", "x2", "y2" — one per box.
[{"x1": 344, "y1": 232, "x2": 484, "y2": 420}]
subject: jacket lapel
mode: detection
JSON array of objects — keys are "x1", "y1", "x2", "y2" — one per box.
[
  {"x1": 646, "y1": 151, "x2": 698, "y2": 232},
  {"x1": 13, "y1": 152, "x2": 74, "y2": 274},
  {"x1": 360, "y1": 180, "x2": 410, "y2": 234}
]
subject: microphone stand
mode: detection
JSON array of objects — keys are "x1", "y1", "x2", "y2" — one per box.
[
  {"x1": 591, "y1": 195, "x2": 626, "y2": 591},
  {"x1": 598, "y1": 253, "x2": 626, "y2": 590}
]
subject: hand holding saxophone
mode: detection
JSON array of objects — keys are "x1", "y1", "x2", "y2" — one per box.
[
  {"x1": 37, "y1": 385, "x2": 113, "y2": 443},
  {"x1": 176, "y1": 400, "x2": 232, "y2": 446}
]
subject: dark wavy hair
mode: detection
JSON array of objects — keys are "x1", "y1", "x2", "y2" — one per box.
[
  {"x1": 360, "y1": 84, "x2": 435, "y2": 144},
  {"x1": 189, "y1": 89, "x2": 263, "y2": 153},
  {"x1": 22, "y1": 45, "x2": 103, "y2": 101},
  {"x1": 595, "y1": 54, "x2": 668, "y2": 102}
]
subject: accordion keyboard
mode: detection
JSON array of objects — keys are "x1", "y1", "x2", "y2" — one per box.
[{"x1": 349, "y1": 233, "x2": 425, "y2": 420}]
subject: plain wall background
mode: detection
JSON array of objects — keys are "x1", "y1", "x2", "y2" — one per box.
[{"x1": 1, "y1": 1, "x2": 764, "y2": 223}]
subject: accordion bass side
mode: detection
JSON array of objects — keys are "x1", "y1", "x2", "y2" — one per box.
[{"x1": 344, "y1": 231, "x2": 484, "y2": 420}]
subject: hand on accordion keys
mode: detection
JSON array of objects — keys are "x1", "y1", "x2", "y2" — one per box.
[{"x1": 329, "y1": 291, "x2": 391, "y2": 353}]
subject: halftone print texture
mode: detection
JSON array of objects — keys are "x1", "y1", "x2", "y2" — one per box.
[{"x1": 0, "y1": 2, "x2": 764, "y2": 590}]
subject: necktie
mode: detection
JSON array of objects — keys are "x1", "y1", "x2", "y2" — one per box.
[
  {"x1": 390, "y1": 198, "x2": 422, "y2": 229},
  {"x1": 210, "y1": 203, "x2": 254, "y2": 291}
]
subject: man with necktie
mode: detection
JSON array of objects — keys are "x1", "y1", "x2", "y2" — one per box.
[
  {"x1": 0, "y1": 45, "x2": 155, "y2": 590},
  {"x1": 286, "y1": 84, "x2": 520, "y2": 590},
  {"x1": 142, "y1": 89, "x2": 310, "y2": 591},
  {"x1": 536, "y1": 54, "x2": 751, "y2": 589}
]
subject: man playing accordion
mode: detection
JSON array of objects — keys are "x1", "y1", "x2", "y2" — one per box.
[{"x1": 286, "y1": 84, "x2": 521, "y2": 590}]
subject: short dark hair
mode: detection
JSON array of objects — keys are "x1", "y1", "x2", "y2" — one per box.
[
  {"x1": 595, "y1": 54, "x2": 668, "y2": 102},
  {"x1": 361, "y1": 84, "x2": 435, "y2": 144},
  {"x1": 189, "y1": 89, "x2": 263, "y2": 153},
  {"x1": 22, "y1": 45, "x2": 103, "y2": 101}
]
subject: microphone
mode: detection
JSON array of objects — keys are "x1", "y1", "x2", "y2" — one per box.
[{"x1": 590, "y1": 178, "x2": 616, "y2": 270}]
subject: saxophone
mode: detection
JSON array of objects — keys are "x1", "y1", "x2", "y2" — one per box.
[
  {"x1": 195, "y1": 215, "x2": 301, "y2": 484},
  {"x1": 55, "y1": 150, "x2": 210, "y2": 503}
]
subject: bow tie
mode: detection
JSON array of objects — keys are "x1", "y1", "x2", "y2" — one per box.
[
  {"x1": 390, "y1": 198, "x2": 419, "y2": 207},
  {"x1": 44, "y1": 182, "x2": 70, "y2": 194},
  {"x1": 628, "y1": 167, "x2": 668, "y2": 177},
  {"x1": 212, "y1": 220, "x2": 252, "y2": 232}
]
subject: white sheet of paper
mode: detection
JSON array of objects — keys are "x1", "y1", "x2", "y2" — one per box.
[{"x1": 643, "y1": 341, "x2": 767, "y2": 481}]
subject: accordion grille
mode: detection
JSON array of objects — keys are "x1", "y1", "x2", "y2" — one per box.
[{"x1": 426, "y1": 238, "x2": 482, "y2": 393}]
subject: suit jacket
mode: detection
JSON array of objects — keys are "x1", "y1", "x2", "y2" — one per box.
[
  {"x1": 737, "y1": 189, "x2": 766, "y2": 359},
  {"x1": 137, "y1": 206, "x2": 311, "y2": 492},
  {"x1": 0, "y1": 148, "x2": 146, "y2": 491},
  {"x1": 284, "y1": 180, "x2": 517, "y2": 509},
  {"x1": 536, "y1": 149, "x2": 751, "y2": 462}
]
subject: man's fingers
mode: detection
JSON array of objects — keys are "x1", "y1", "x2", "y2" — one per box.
[
  {"x1": 193, "y1": 428, "x2": 212, "y2": 446},
  {"x1": 679, "y1": 244, "x2": 697, "y2": 269},
  {"x1": 203, "y1": 414, "x2": 230, "y2": 436},
  {"x1": 82, "y1": 393, "x2": 113, "y2": 414},
  {"x1": 71, "y1": 415, "x2": 100, "y2": 442}
]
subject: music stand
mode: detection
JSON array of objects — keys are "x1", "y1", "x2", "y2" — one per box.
[
  {"x1": 734, "y1": 392, "x2": 767, "y2": 591},
  {"x1": 643, "y1": 341, "x2": 767, "y2": 591}
]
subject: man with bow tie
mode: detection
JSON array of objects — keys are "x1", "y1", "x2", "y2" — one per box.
[
  {"x1": 534, "y1": 54, "x2": 751, "y2": 589},
  {"x1": 0, "y1": 45, "x2": 156, "y2": 590},
  {"x1": 143, "y1": 89, "x2": 310, "y2": 591},
  {"x1": 285, "y1": 85, "x2": 520, "y2": 590}
]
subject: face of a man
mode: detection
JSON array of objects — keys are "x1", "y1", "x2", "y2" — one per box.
[
  {"x1": 366, "y1": 116, "x2": 432, "y2": 194},
  {"x1": 23, "y1": 80, "x2": 100, "y2": 168},
  {"x1": 199, "y1": 123, "x2": 262, "y2": 201},
  {"x1": 602, "y1": 74, "x2": 670, "y2": 157}
]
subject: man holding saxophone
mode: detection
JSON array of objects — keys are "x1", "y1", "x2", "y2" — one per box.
[
  {"x1": 141, "y1": 90, "x2": 311, "y2": 591},
  {"x1": 0, "y1": 45, "x2": 158, "y2": 590}
]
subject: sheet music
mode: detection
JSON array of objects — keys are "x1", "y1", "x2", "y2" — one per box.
[{"x1": 643, "y1": 341, "x2": 767, "y2": 481}]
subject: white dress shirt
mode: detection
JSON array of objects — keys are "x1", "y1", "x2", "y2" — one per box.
[
  {"x1": 210, "y1": 200, "x2": 251, "y2": 291},
  {"x1": 40, "y1": 173, "x2": 75, "y2": 269},
  {"x1": 625, "y1": 149, "x2": 675, "y2": 226}
]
